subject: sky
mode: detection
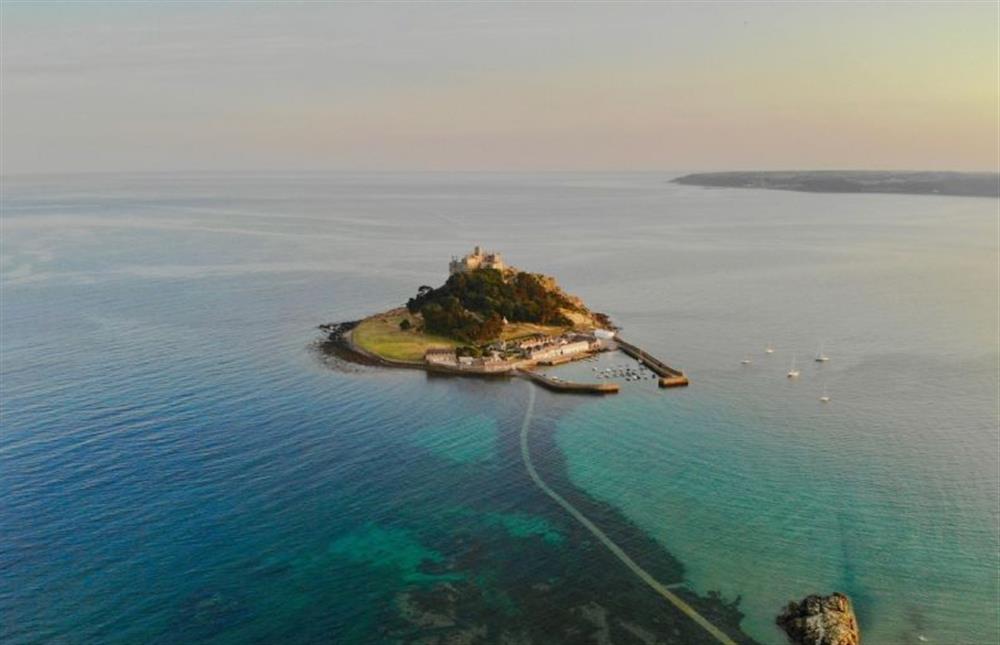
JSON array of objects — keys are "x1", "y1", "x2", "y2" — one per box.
[{"x1": 2, "y1": 1, "x2": 997, "y2": 174}]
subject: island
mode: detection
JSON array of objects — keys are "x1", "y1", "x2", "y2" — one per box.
[
  {"x1": 319, "y1": 246, "x2": 689, "y2": 392},
  {"x1": 776, "y1": 592, "x2": 860, "y2": 645},
  {"x1": 673, "y1": 170, "x2": 999, "y2": 198}
]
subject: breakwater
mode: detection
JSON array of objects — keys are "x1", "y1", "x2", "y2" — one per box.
[
  {"x1": 615, "y1": 337, "x2": 690, "y2": 388},
  {"x1": 516, "y1": 369, "x2": 620, "y2": 394}
]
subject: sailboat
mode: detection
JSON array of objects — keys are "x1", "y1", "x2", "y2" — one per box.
[
  {"x1": 814, "y1": 341, "x2": 830, "y2": 362},
  {"x1": 787, "y1": 354, "x2": 800, "y2": 378},
  {"x1": 765, "y1": 343, "x2": 775, "y2": 354},
  {"x1": 741, "y1": 354, "x2": 752, "y2": 365},
  {"x1": 819, "y1": 386, "x2": 831, "y2": 403}
]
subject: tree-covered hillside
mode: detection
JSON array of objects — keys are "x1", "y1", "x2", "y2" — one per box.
[{"x1": 405, "y1": 269, "x2": 578, "y2": 342}]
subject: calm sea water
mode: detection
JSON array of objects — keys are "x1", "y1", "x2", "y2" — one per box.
[{"x1": 2, "y1": 173, "x2": 997, "y2": 644}]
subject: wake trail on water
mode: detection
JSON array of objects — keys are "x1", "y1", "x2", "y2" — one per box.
[{"x1": 518, "y1": 383, "x2": 738, "y2": 645}]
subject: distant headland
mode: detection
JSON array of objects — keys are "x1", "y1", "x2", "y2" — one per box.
[
  {"x1": 319, "y1": 247, "x2": 689, "y2": 392},
  {"x1": 673, "y1": 170, "x2": 999, "y2": 198}
]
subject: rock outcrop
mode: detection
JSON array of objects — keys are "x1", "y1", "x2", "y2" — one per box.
[{"x1": 776, "y1": 592, "x2": 860, "y2": 645}]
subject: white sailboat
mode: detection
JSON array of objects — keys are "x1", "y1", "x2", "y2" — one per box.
[
  {"x1": 819, "y1": 386, "x2": 831, "y2": 403},
  {"x1": 741, "y1": 354, "x2": 752, "y2": 365},
  {"x1": 814, "y1": 341, "x2": 830, "y2": 362},
  {"x1": 787, "y1": 354, "x2": 800, "y2": 378},
  {"x1": 765, "y1": 343, "x2": 775, "y2": 354}
]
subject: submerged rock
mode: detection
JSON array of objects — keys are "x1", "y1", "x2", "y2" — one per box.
[{"x1": 776, "y1": 592, "x2": 860, "y2": 645}]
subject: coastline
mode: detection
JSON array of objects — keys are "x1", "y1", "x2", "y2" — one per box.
[
  {"x1": 320, "y1": 311, "x2": 688, "y2": 393},
  {"x1": 319, "y1": 319, "x2": 621, "y2": 394},
  {"x1": 672, "y1": 170, "x2": 1000, "y2": 198},
  {"x1": 321, "y1": 320, "x2": 508, "y2": 374}
]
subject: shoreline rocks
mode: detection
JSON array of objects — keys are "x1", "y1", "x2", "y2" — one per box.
[
  {"x1": 318, "y1": 320, "x2": 359, "y2": 344},
  {"x1": 776, "y1": 592, "x2": 860, "y2": 645}
]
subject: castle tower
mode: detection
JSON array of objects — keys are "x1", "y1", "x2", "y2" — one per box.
[{"x1": 449, "y1": 246, "x2": 505, "y2": 275}]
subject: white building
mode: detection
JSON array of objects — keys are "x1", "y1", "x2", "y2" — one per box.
[
  {"x1": 424, "y1": 348, "x2": 457, "y2": 366},
  {"x1": 530, "y1": 340, "x2": 592, "y2": 362}
]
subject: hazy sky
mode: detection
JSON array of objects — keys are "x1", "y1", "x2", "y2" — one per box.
[{"x1": 2, "y1": 1, "x2": 997, "y2": 173}]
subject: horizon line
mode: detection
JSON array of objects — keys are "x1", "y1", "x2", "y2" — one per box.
[{"x1": 3, "y1": 167, "x2": 999, "y2": 179}]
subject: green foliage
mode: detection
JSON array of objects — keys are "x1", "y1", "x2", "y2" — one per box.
[
  {"x1": 456, "y1": 345, "x2": 482, "y2": 358},
  {"x1": 407, "y1": 269, "x2": 574, "y2": 342},
  {"x1": 398, "y1": 318, "x2": 412, "y2": 331}
]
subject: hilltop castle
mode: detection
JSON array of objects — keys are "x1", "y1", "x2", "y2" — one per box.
[{"x1": 449, "y1": 246, "x2": 506, "y2": 275}]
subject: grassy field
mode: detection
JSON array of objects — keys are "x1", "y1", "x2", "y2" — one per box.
[
  {"x1": 499, "y1": 322, "x2": 568, "y2": 341},
  {"x1": 351, "y1": 312, "x2": 461, "y2": 362},
  {"x1": 352, "y1": 312, "x2": 578, "y2": 362}
]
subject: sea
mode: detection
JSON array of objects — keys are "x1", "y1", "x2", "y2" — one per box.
[{"x1": 2, "y1": 172, "x2": 997, "y2": 644}]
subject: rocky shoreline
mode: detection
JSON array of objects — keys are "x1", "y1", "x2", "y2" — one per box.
[{"x1": 317, "y1": 320, "x2": 396, "y2": 369}]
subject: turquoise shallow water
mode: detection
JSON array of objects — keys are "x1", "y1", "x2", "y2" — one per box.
[{"x1": 1, "y1": 172, "x2": 997, "y2": 643}]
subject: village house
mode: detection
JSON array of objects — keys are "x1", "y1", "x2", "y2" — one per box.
[
  {"x1": 516, "y1": 334, "x2": 548, "y2": 351},
  {"x1": 528, "y1": 339, "x2": 596, "y2": 362}
]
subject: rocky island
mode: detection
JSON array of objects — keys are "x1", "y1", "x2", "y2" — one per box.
[
  {"x1": 320, "y1": 247, "x2": 688, "y2": 391},
  {"x1": 776, "y1": 593, "x2": 860, "y2": 645}
]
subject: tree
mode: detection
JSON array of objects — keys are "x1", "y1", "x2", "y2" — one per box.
[{"x1": 405, "y1": 268, "x2": 577, "y2": 341}]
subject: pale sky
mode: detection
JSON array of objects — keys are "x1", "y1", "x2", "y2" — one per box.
[{"x1": 2, "y1": 1, "x2": 997, "y2": 174}]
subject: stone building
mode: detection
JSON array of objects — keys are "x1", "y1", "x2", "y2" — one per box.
[
  {"x1": 424, "y1": 348, "x2": 457, "y2": 366},
  {"x1": 449, "y1": 246, "x2": 506, "y2": 275}
]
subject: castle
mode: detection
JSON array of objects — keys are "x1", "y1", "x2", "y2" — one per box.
[{"x1": 449, "y1": 246, "x2": 506, "y2": 275}]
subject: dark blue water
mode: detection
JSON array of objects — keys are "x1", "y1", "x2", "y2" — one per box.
[{"x1": 2, "y1": 173, "x2": 997, "y2": 644}]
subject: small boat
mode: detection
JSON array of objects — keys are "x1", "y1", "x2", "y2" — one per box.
[
  {"x1": 814, "y1": 341, "x2": 830, "y2": 362},
  {"x1": 741, "y1": 354, "x2": 752, "y2": 365},
  {"x1": 765, "y1": 343, "x2": 775, "y2": 354},
  {"x1": 787, "y1": 354, "x2": 800, "y2": 378}
]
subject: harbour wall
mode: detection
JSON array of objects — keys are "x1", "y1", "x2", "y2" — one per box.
[
  {"x1": 516, "y1": 369, "x2": 620, "y2": 395},
  {"x1": 615, "y1": 338, "x2": 690, "y2": 388}
]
